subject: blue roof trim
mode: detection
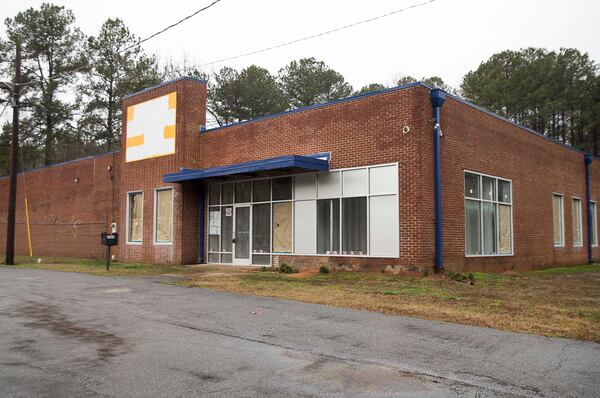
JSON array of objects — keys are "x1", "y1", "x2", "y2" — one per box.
[
  {"x1": 201, "y1": 78, "x2": 597, "y2": 161},
  {"x1": 0, "y1": 151, "x2": 118, "y2": 180},
  {"x1": 202, "y1": 82, "x2": 426, "y2": 133},
  {"x1": 163, "y1": 155, "x2": 329, "y2": 183},
  {"x1": 305, "y1": 151, "x2": 331, "y2": 162},
  {"x1": 122, "y1": 76, "x2": 207, "y2": 100}
]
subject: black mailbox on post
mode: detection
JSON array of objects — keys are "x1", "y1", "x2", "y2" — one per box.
[
  {"x1": 101, "y1": 232, "x2": 118, "y2": 271},
  {"x1": 101, "y1": 232, "x2": 118, "y2": 246}
]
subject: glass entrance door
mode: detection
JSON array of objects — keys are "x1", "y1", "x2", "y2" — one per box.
[{"x1": 233, "y1": 205, "x2": 251, "y2": 265}]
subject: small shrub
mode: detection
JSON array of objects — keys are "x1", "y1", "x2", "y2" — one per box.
[
  {"x1": 277, "y1": 263, "x2": 297, "y2": 274},
  {"x1": 260, "y1": 266, "x2": 267, "y2": 272},
  {"x1": 319, "y1": 265, "x2": 330, "y2": 274},
  {"x1": 446, "y1": 271, "x2": 475, "y2": 284}
]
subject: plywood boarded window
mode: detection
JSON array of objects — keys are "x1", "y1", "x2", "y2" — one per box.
[
  {"x1": 591, "y1": 202, "x2": 598, "y2": 247},
  {"x1": 572, "y1": 198, "x2": 582, "y2": 247},
  {"x1": 498, "y1": 204, "x2": 512, "y2": 254},
  {"x1": 553, "y1": 194, "x2": 564, "y2": 246},
  {"x1": 128, "y1": 192, "x2": 143, "y2": 243},
  {"x1": 273, "y1": 202, "x2": 292, "y2": 252},
  {"x1": 155, "y1": 188, "x2": 173, "y2": 243}
]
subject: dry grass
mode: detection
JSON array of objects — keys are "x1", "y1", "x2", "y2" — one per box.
[
  {"x1": 1, "y1": 256, "x2": 196, "y2": 277},
  {"x1": 181, "y1": 264, "x2": 600, "y2": 342}
]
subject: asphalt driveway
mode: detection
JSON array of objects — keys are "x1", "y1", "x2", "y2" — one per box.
[{"x1": 0, "y1": 268, "x2": 598, "y2": 397}]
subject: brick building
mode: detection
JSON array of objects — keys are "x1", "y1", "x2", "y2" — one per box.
[{"x1": 1, "y1": 77, "x2": 599, "y2": 272}]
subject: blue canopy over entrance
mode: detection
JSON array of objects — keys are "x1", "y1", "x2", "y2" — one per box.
[{"x1": 163, "y1": 154, "x2": 329, "y2": 183}]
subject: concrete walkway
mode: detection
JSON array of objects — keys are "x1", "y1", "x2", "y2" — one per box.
[{"x1": 0, "y1": 268, "x2": 598, "y2": 397}]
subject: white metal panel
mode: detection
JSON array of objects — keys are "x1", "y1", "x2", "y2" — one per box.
[
  {"x1": 294, "y1": 200, "x2": 317, "y2": 254},
  {"x1": 369, "y1": 164, "x2": 398, "y2": 195},
  {"x1": 369, "y1": 195, "x2": 399, "y2": 257},
  {"x1": 294, "y1": 173, "x2": 316, "y2": 200},
  {"x1": 342, "y1": 169, "x2": 368, "y2": 197},
  {"x1": 317, "y1": 171, "x2": 340, "y2": 198},
  {"x1": 126, "y1": 93, "x2": 177, "y2": 163}
]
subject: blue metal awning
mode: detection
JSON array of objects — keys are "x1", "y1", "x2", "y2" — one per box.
[{"x1": 163, "y1": 154, "x2": 329, "y2": 183}]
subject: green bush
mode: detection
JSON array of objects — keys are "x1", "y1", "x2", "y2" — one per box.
[
  {"x1": 319, "y1": 265, "x2": 330, "y2": 274},
  {"x1": 277, "y1": 263, "x2": 297, "y2": 274},
  {"x1": 446, "y1": 271, "x2": 475, "y2": 283}
]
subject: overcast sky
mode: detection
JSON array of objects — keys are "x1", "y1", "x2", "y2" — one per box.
[{"x1": 2, "y1": 0, "x2": 600, "y2": 90}]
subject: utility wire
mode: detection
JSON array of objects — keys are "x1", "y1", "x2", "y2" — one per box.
[
  {"x1": 0, "y1": 101, "x2": 9, "y2": 119},
  {"x1": 117, "y1": 0, "x2": 223, "y2": 54},
  {"x1": 199, "y1": 0, "x2": 437, "y2": 67},
  {"x1": 15, "y1": 0, "x2": 224, "y2": 86}
]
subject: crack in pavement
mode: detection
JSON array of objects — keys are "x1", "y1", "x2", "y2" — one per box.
[{"x1": 157, "y1": 318, "x2": 545, "y2": 397}]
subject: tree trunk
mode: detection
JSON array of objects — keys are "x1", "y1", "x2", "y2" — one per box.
[
  {"x1": 44, "y1": 110, "x2": 54, "y2": 166},
  {"x1": 107, "y1": 77, "x2": 114, "y2": 151}
]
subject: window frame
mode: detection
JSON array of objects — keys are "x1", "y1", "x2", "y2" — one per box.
[
  {"x1": 572, "y1": 197, "x2": 583, "y2": 247},
  {"x1": 153, "y1": 187, "x2": 174, "y2": 245},
  {"x1": 317, "y1": 198, "x2": 341, "y2": 255},
  {"x1": 552, "y1": 193, "x2": 565, "y2": 247},
  {"x1": 205, "y1": 162, "x2": 399, "y2": 264},
  {"x1": 591, "y1": 201, "x2": 598, "y2": 247},
  {"x1": 463, "y1": 170, "x2": 514, "y2": 258},
  {"x1": 126, "y1": 190, "x2": 144, "y2": 245}
]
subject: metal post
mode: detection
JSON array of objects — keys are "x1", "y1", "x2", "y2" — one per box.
[
  {"x1": 5, "y1": 40, "x2": 21, "y2": 265},
  {"x1": 105, "y1": 245, "x2": 111, "y2": 271},
  {"x1": 584, "y1": 154, "x2": 593, "y2": 264},
  {"x1": 431, "y1": 89, "x2": 446, "y2": 272},
  {"x1": 198, "y1": 184, "x2": 205, "y2": 263},
  {"x1": 24, "y1": 198, "x2": 33, "y2": 256}
]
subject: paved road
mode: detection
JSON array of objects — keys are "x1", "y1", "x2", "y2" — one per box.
[{"x1": 0, "y1": 268, "x2": 598, "y2": 397}]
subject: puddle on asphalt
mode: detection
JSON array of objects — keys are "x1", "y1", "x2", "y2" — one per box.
[{"x1": 11, "y1": 301, "x2": 125, "y2": 360}]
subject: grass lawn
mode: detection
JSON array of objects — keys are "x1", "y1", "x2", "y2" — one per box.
[
  {"x1": 0, "y1": 256, "x2": 195, "y2": 276},
  {"x1": 181, "y1": 264, "x2": 600, "y2": 342}
]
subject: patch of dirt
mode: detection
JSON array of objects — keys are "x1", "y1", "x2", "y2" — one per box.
[
  {"x1": 287, "y1": 271, "x2": 320, "y2": 278},
  {"x1": 189, "y1": 272, "x2": 249, "y2": 278}
]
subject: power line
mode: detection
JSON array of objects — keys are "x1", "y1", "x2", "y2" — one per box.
[
  {"x1": 15, "y1": 0, "x2": 224, "y2": 86},
  {"x1": 0, "y1": 101, "x2": 9, "y2": 119},
  {"x1": 199, "y1": 0, "x2": 438, "y2": 67},
  {"x1": 117, "y1": 0, "x2": 223, "y2": 55}
]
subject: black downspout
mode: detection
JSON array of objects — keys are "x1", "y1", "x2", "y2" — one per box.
[
  {"x1": 585, "y1": 153, "x2": 593, "y2": 264},
  {"x1": 431, "y1": 89, "x2": 446, "y2": 271}
]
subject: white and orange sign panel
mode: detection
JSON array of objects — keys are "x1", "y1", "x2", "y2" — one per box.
[{"x1": 125, "y1": 92, "x2": 177, "y2": 163}]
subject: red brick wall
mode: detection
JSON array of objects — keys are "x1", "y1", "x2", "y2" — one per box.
[
  {"x1": 196, "y1": 85, "x2": 432, "y2": 271},
  {"x1": 118, "y1": 78, "x2": 206, "y2": 264},
  {"x1": 2, "y1": 78, "x2": 598, "y2": 273},
  {"x1": 0, "y1": 152, "x2": 120, "y2": 259},
  {"x1": 439, "y1": 96, "x2": 600, "y2": 272}
]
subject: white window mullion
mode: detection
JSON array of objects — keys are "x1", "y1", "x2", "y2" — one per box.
[{"x1": 464, "y1": 171, "x2": 513, "y2": 257}]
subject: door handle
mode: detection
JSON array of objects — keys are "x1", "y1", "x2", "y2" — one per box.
[{"x1": 232, "y1": 238, "x2": 236, "y2": 244}]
